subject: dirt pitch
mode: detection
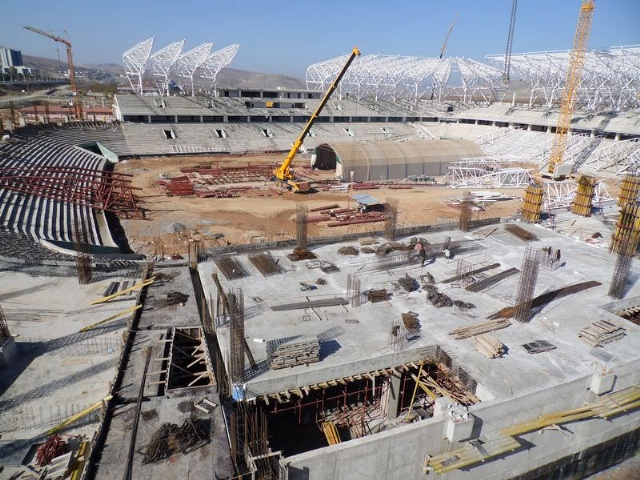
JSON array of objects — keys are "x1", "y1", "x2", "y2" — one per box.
[{"x1": 115, "y1": 154, "x2": 525, "y2": 257}]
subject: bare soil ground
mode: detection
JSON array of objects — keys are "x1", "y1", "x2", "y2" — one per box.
[{"x1": 115, "y1": 154, "x2": 525, "y2": 256}]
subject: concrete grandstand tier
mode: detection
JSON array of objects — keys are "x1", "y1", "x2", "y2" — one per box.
[
  {"x1": 486, "y1": 45, "x2": 640, "y2": 111},
  {"x1": 174, "y1": 43, "x2": 213, "y2": 96},
  {"x1": 148, "y1": 39, "x2": 185, "y2": 95},
  {"x1": 122, "y1": 37, "x2": 154, "y2": 95}
]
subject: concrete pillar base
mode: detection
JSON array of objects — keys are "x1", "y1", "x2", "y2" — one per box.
[{"x1": 590, "y1": 371, "x2": 616, "y2": 395}]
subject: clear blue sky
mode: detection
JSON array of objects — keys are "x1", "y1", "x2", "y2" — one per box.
[{"x1": 1, "y1": 0, "x2": 638, "y2": 78}]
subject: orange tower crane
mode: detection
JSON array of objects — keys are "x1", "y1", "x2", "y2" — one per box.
[
  {"x1": 546, "y1": 0, "x2": 595, "y2": 178},
  {"x1": 24, "y1": 25, "x2": 83, "y2": 119}
]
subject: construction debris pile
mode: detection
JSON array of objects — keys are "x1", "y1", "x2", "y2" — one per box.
[
  {"x1": 268, "y1": 336, "x2": 320, "y2": 369},
  {"x1": 143, "y1": 419, "x2": 210, "y2": 464},
  {"x1": 398, "y1": 274, "x2": 419, "y2": 292},
  {"x1": 401, "y1": 312, "x2": 421, "y2": 334},
  {"x1": 367, "y1": 288, "x2": 389, "y2": 303},
  {"x1": 338, "y1": 246, "x2": 359, "y2": 256},
  {"x1": 165, "y1": 291, "x2": 189, "y2": 306},
  {"x1": 474, "y1": 334, "x2": 507, "y2": 358},
  {"x1": 288, "y1": 248, "x2": 317, "y2": 261},
  {"x1": 424, "y1": 285, "x2": 453, "y2": 308},
  {"x1": 505, "y1": 223, "x2": 538, "y2": 241},
  {"x1": 453, "y1": 300, "x2": 476, "y2": 310},
  {"x1": 579, "y1": 320, "x2": 626, "y2": 347},
  {"x1": 36, "y1": 435, "x2": 68, "y2": 467}
]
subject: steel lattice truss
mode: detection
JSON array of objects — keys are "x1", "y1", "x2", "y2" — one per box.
[
  {"x1": 123, "y1": 37, "x2": 154, "y2": 95},
  {"x1": 486, "y1": 45, "x2": 640, "y2": 111},
  {"x1": 583, "y1": 138, "x2": 640, "y2": 175},
  {"x1": 0, "y1": 165, "x2": 143, "y2": 218},
  {"x1": 543, "y1": 180, "x2": 612, "y2": 210},
  {"x1": 447, "y1": 157, "x2": 534, "y2": 188},
  {"x1": 199, "y1": 44, "x2": 241, "y2": 93},
  {"x1": 174, "y1": 43, "x2": 213, "y2": 96},
  {"x1": 306, "y1": 54, "x2": 509, "y2": 102},
  {"x1": 148, "y1": 40, "x2": 185, "y2": 95}
]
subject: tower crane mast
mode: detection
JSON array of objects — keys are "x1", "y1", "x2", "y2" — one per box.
[
  {"x1": 503, "y1": 0, "x2": 518, "y2": 83},
  {"x1": 547, "y1": 0, "x2": 595, "y2": 178},
  {"x1": 23, "y1": 25, "x2": 82, "y2": 119}
]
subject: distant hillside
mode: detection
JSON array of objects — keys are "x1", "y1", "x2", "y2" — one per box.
[{"x1": 23, "y1": 54, "x2": 305, "y2": 90}]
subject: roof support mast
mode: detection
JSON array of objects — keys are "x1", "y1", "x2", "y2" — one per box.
[
  {"x1": 274, "y1": 46, "x2": 361, "y2": 192},
  {"x1": 24, "y1": 25, "x2": 82, "y2": 119},
  {"x1": 547, "y1": 0, "x2": 596, "y2": 178}
]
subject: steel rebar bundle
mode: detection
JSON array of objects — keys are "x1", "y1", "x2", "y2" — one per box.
[
  {"x1": 228, "y1": 288, "x2": 246, "y2": 384},
  {"x1": 215, "y1": 256, "x2": 250, "y2": 280},
  {"x1": 248, "y1": 252, "x2": 285, "y2": 277},
  {"x1": 513, "y1": 246, "x2": 542, "y2": 322},
  {"x1": 504, "y1": 223, "x2": 538, "y2": 242},
  {"x1": 143, "y1": 419, "x2": 210, "y2": 464},
  {"x1": 347, "y1": 273, "x2": 361, "y2": 307},
  {"x1": 465, "y1": 268, "x2": 520, "y2": 293}
]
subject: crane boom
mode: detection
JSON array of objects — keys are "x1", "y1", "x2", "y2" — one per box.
[
  {"x1": 24, "y1": 25, "x2": 82, "y2": 119},
  {"x1": 547, "y1": 0, "x2": 595, "y2": 177},
  {"x1": 439, "y1": 13, "x2": 459, "y2": 59},
  {"x1": 503, "y1": 0, "x2": 518, "y2": 83},
  {"x1": 274, "y1": 46, "x2": 361, "y2": 192}
]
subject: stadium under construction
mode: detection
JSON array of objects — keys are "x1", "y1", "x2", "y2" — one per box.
[{"x1": 1, "y1": 13, "x2": 640, "y2": 480}]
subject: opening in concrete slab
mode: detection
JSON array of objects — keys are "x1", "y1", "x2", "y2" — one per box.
[
  {"x1": 166, "y1": 326, "x2": 216, "y2": 394},
  {"x1": 241, "y1": 356, "x2": 479, "y2": 457},
  {"x1": 601, "y1": 295, "x2": 640, "y2": 326}
]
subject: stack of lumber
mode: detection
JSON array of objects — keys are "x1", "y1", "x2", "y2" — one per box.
[
  {"x1": 367, "y1": 289, "x2": 388, "y2": 303},
  {"x1": 474, "y1": 334, "x2": 506, "y2": 358},
  {"x1": 449, "y1": 318, "x2": 511, "y2": 340},
  {"x1": 269, "y1": 336, "x2": 320, "y2": 369},
  {"x1": 579, "y1": 320, "x2": 626, "y2": 347}
]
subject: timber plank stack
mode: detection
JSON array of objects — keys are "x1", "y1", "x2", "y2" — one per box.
[
  {"x1": 269, "y1": 336, "x2": 320, "y2": 369},
  {"x1": 474, "y1": 334, "x2": 506, "y2": 358},
  {"x1": 579, "y1": 320, "x2": 626, "y2": 347},
  {"x1": 449, "y1": 318, "x2": 511, "y2": 340}
]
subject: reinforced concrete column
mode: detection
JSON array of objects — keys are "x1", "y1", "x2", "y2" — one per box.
[{"x1": 381, "y1": 374, "x2": 402, "y2": 420}]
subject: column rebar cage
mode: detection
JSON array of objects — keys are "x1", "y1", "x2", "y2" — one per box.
[
  {"x1": 514, "y1": 246, "x2": 542, "y2": 323},
  {"x1": 384, "y1": 197, "x2": 399, "y2": 241},
  {"x1": 296, "y1": 204, "x2": 308, "y2": 250},
  {"x1": 228, "y1": 288, "x2": 245, "y2": 384},
  {"x1": 609, "y1": 243, "x2": 633, "y2": 299},
  {"x1": 0, "y1": 304, "x2": 10, "y2": 341},
  {"x1": 122, "y1": 37, "x2": 154, "y2": 95},
  {"x1": 347, "y1": 273, "x2": 361, "y2": 308},
  {"x1": 486, "y1": 45, "x2": 640, "y2": 111},
  {"x1": 521, "y1": 184, "x2": 544, "y2": 223},
  {"x1": 73, "y1": 209, "x2": 92, "y2": 285},
  {"x1": 458, "y1": 191, "x2": 473, "y2": 232},
  {"x1": 571, "y1": 174, "x2": 596, "y2": 216}
]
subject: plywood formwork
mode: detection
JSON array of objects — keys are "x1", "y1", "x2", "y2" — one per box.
[
  {"x1": 617, "y1": 174, "x2": 640, "y2": 207},
  {"x1": 610, "y1": 203, "x2": 640, "y2": 254},
  {"x1": 521, "y1": 184, "x2": 544, "y2": 223},
  {"x1": 571, "y1": 174, "x2": 596, "y2": 216}
]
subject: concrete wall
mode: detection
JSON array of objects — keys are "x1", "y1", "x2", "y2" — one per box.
[{"x1": 284, "y1": 358, "x2": 640, "y2": 480}]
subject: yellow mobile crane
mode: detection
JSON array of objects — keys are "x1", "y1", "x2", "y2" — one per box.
[{"x1": 273, "y1": 46, "x2": 361, "y2": 192}]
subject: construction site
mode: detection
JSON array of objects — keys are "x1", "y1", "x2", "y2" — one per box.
[{"x1": 1, "y1": 1, "x2": 640, "y2": 479}]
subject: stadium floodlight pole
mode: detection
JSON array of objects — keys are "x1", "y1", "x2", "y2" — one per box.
[
  {"x1": 174, "y1": 43, "x2": 213, "y2": 96},
  {"x1": 200, "y1": 44, "x2": 241, "y2": 96},
  {"x1": 123, "y1": 37, "x2": 154, "y2": 95},
  {"x1": 149, "y1": 40, "x2": 185, "y2": 96}
]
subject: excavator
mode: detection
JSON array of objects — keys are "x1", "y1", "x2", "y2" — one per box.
[{"x1": 273, "y1": 46, "x2": 361, "y2": 192}]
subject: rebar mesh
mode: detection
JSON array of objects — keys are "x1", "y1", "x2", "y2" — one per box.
[{"x1": 513, "y1": 246, "x2": 542, "y2": 322}]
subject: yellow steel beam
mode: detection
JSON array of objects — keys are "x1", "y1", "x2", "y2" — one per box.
[
  {"x1": 79, "y1": 304, "x2": 142, "y2": 332},
  {"x1": 322, "y1": 421, "x2": 341, "y2": 445},
  {"x1": 90, "y1": 277, "x2": 155, "y2": 305},
  {"x1": 47, "y1": 395, "x2": 112, "y2": 435}
]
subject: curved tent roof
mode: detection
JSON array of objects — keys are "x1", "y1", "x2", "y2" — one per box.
[{"x1": 313, "y1": 139, "x2": 484, "y2": 181}]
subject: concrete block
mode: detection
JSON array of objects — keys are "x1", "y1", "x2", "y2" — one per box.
[
  {"x1": 445, "y1": 408, "x2": 475, "y2": 442},
  {"x1": 0, "y1": 336, "x2": 16, "y2": 367},
  {"x1": 590, "y1": 372, "x2": 616, "y2": 395},
  {"x1": 433, "y1": 397, "x2": 450, "y2": 417}
]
